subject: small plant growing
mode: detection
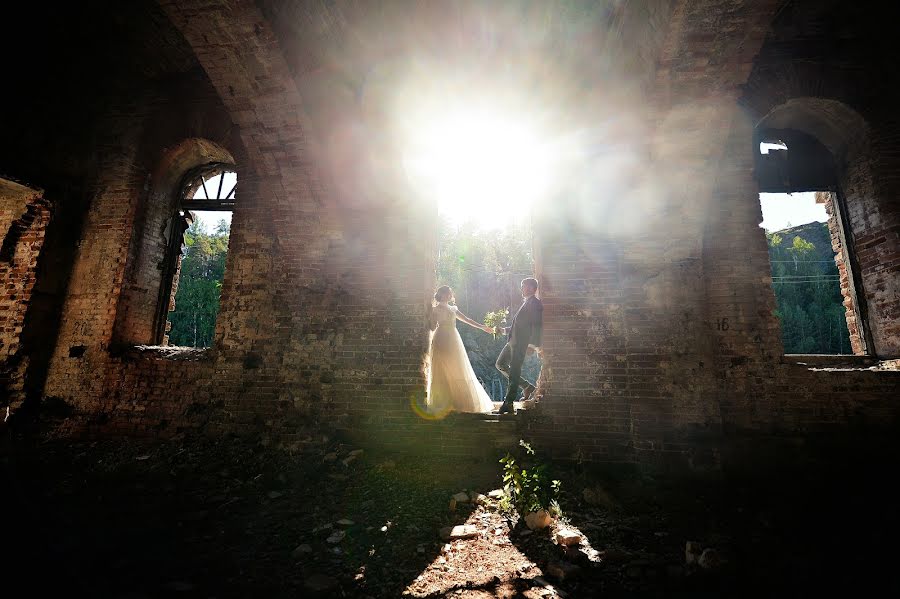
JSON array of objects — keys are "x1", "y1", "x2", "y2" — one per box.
[{"x1": 499, "y1": 440, "x2": 561, "y2": 520}]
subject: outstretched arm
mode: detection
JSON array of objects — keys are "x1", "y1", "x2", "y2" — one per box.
[{"x1": 455, "y1": 309, "x2": 493, "y2": 333}]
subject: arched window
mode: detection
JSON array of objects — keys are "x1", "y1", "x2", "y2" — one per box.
[
  {"x1": 155, "y1": 164, "x2": 236, "y2": 347},
  {"x1": 181, "y1": 164, "x2": 236, "y2": 209},
  {"x1": 755, "y1": 119, "x2": 869, "y2": 356}
]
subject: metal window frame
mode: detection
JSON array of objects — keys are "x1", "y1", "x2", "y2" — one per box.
[{"x1": 152, "y1": 164, "x2": 236, "y2": 345}]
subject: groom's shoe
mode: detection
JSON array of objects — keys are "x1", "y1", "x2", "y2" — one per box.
[{"x1": 497, "y1": 401, "x2": 514, "y2": 415}]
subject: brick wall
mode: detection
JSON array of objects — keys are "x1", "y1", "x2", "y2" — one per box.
[
  {"x1": 41, "y1": 106, "x2": 152, "y2": 407},
  {"x1": 741, "y1": 3, "x2": 900, "y2": 358},
  {"x1": 114, "y1": 138, "x2": 236, "y2": 347},
  {"x1": 0, "y1": 179, "x2": 51, "y2": 414},
  {"x1": 142, "y1": 0, "x2": 434, "y2": 443},
  {"x1": 817, "y1": 191, "x2": 866, "y2": 355},
  {"x1": 702, "y1": 110, "x2": 785, "y2": 432},
  {"x1": 843, "y1": 134, "x2": 900, "y2": 357},
  {"x1": 3, "y1": 0, "x2": 899, "y2": 470}
]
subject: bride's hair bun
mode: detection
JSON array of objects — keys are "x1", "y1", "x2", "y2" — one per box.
[{"x1": 434, "y1": 285, "x2": 452, "y2": 304}]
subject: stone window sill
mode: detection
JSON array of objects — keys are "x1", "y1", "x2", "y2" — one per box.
[
  {"x1": 120, "y1": 345, "x2": 213, "y2": 362},
  {"x1": 784, "y1": 354, "x2": 899, "y2": 372}
]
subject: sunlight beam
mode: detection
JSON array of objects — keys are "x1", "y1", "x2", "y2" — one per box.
[{"x1": 401, "y1": 102, "x2": 553, "y2": 230}]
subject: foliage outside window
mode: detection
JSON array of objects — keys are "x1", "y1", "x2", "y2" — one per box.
[
  {"x1": 767, "y1": 223, "x2": 851, "y2": 354},
  {"x1": 167, "y1": 218, "x2": 229, "y2": 347},
  {"x1": 161, "y1": 166, "x2": 235, "y2": 348}
]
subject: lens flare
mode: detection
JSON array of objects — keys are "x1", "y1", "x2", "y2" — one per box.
[{"x1": 410, "y1": 390, "x2": 452, "y2": 421}]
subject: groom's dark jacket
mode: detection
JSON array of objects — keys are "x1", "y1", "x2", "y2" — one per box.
[{"x1": 508, "y1": 295, "x2": 543, "y2": 352}]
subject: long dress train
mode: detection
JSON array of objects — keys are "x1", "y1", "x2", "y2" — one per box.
[{"x1": 426, "y1": 303, "x2": 494, "y2": 414}]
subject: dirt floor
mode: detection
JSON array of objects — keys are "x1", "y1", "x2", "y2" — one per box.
[{"x1": 2, "y1": 431, "x2": 898, "y2": 597}]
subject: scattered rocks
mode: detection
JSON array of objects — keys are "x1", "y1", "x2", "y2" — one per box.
[
  {"x1": 698, "y1": 548, "x2": 722, "y2": 569},
  {"x1": 532, "y1": 576, "x2": 568, "y2": 597},
  {"x1": 452, "y1": 524, "x2": 479, "y2": 539},
  {"x1": 326, "y1": 530, "x2": 345, "y2": 544},
  {"x1": 323, "y1": 452, "x2": 338, "y2": 462},
  {"x1": 555, "y1": 528, "x2": 582, "y2": 546},
  {"x1": 525, "y1": 510, "x2": 553, "y2": 531},
  {"x1": 39, "y1": 436, "x2": 759, "y2": 597},
  {"x1": 440, "y1": 524, "x2": 479, "y2": 540},
  {"x1": 578, "y1": 547, "x2": 604, "y2": 563},
  {"x1": 452, "y1": 491, "x2": 471, "y2": 504},
  {"x1": 685, "y1": 541, "x2": 703, "y2": 565}
]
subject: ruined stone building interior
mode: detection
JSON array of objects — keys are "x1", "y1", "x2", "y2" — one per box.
[{"x1": 2, "y1": 1, "x2": 899, "y2": 597}]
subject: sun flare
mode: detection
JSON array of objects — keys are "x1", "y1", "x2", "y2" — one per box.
[{"x1": 403, "y1": 106, "x2": 552, "y2": 230}]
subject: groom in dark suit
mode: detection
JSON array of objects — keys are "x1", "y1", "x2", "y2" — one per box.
[{"x1": 495, "y1": 277, "x2": 543, "y2": 414}]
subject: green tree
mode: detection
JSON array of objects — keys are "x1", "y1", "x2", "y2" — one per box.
[
  {"x1": 767, "y1": 223, "x2": 850, "y2": 354},
  {"x1": 168, "y1": 218, "x2": 229, "y2": 347}
]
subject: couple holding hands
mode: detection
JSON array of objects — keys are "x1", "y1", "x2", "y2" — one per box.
[{"x1": 427, "y1": 277, "x2": 542, "y2": 415}]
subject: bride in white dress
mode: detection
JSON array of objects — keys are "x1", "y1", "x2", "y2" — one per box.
[{"x1": 427, "y1": 285, "x2": 496, "y2": 415}]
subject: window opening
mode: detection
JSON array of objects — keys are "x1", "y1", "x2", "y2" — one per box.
[
  {"x1": 759, "y1": 141, "x2": 787, "y2": 154},
  {"x1": 401, "y1": 101, "x2": 549, "y2": 415},
  {"x1": 156, "y1": 164, "x2": 235, "y2": 347},
  {"x1": 433, "y1": 215, "x2": 540, "y2": 409},
  {"x1": 757, "y1": 140, "x2": 853, "y2": 353}
]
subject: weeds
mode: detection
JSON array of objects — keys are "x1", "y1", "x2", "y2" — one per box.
[{"x1": 499, "y1": 440, "x2": 561, "y2": 519}]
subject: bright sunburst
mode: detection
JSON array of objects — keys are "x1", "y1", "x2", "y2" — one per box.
[{"x1": 402, "y1": 105, "x2": 552, "y2": 230}]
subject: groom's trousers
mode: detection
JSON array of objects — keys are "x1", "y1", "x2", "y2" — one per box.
[{"x1": 496, "y1": 342, "x2": 535, "y2": 403}]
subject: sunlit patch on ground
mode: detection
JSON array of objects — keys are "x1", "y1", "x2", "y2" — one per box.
[
  {"x1": 404, "y1": 507, "x2": 539, "y2": 597},
  {"x1": 403, "y1": 492, "x2": 601, "y2": 598}
]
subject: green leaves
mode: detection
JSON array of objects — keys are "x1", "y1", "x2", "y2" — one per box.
[
  {"x1": 168, "y1": 222, "x2": 230, "y2": 348},
  {"x1": 499, "y1": 440, "x2": 561, "y2": 518},
  {"x1": 767, "y1": 222, "x2": 850, "y2": 354},
  {"x1": 435, "y1": 219, "x2": 534, "y2": 296}
]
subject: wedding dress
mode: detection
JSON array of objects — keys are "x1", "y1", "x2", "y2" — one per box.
[{"x1": 427, "y1": 303, "x2": 494, "y2": 414}]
